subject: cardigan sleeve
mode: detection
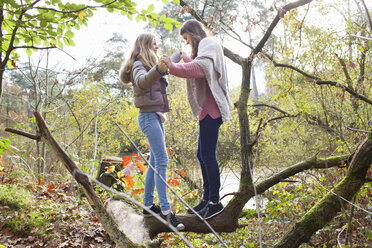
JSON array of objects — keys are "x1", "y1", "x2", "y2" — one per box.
[
  {"x1": 182, "y1": 55, "x2": 193, "y2": 63},
  {"x1": 169, "y1": 62, "x2": 205, "y2": 79}
]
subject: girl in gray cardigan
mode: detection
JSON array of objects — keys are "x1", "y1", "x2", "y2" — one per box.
[
  {"x1": 161, "y1": 20, "x2": 233, "y2": 220},
  {"x1": 119, "y1": 33, "x2": 184, "y2": 230}
]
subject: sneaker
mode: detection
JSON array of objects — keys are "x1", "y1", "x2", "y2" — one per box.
[
  {"x1": 187, "y1": 199, "x2": 208, "y2": 214},
  {"x1": 160, "y1": 211, "x2": 185, "y2": 231},
  {"x1": 196, "y1": 202, "x2": 224, "y2": 220},
  {"x1": 143, "y1": 204, "x2": 161, "y2": 217}
]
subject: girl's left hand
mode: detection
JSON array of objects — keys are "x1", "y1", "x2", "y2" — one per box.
[{"x1": 160, "y1": 55, "x2": 172, "y2": 67}]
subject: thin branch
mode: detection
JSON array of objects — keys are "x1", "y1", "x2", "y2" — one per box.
[
  {"x1": 253, "y1": 0, "x2": 313, "y2": 55},
  {"x1": 349, "y1": 34, "x2": 372, "y2": 41},
  {"x1": 267, "y1": 56, "x2": 372, "y2": 106},
  {"x1": 347, "y1": 127, "x2": 372, "y2": 134},
  {"x1": 251, "y1": 103, "x2": 293, "y2": 115},
  {"x1": 5, "y1": 127, "x2": 40, "y2": 140},
  {"x1": 335, "y1": 53, "x2": 353, "y2": 87},
  {"x1": 256, "y1": 154, "x2": 351, "y2": 194},
  {"x1": 34, "y1": 0, "x2": 118, "y2": 14},
  {"x1": 220, "y1": 192, "x2": 238, "y2": 201}
]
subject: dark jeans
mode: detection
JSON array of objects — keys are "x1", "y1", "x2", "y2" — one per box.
[{"x1": 197, "y1": 114, "x2": 223, "y2": 203}]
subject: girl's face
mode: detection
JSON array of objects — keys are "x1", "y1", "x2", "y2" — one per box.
[
  {"x1": 182, "y1": 32, "x2": 192, "y2": 45},
  {"x1": 151, "y1": 39, "x2": 159, "y2": 54}
]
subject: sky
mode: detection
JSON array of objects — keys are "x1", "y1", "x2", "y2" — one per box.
[
  {"x1": 46, "y1": 1, "x2": 259, "y2": 93},
  {"x1": 28, "y1": 0, "x2": 364, "y2": 94}
]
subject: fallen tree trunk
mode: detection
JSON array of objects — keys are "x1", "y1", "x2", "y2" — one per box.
[
  {"x1": 275, "y1": 135, "x2": 372, "y2": 248},
  {"x1": 6, "y1": 111, "x2": 141, "y2": 248},
  {"x1": 102, "y1": 154, "x2": 351, "y2": 237}
]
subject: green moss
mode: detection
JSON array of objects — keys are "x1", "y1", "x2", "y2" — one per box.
[
  {"x1": 0, "y1": 184, "x2": 55, "y2": 237},
  {"x1": 0, "y1": 184, "x2": 33, "y2": 209}
]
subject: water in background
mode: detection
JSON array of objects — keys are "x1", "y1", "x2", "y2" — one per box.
[{"x1": 220, "y1": 170, "x2": 268, "y2": 209}]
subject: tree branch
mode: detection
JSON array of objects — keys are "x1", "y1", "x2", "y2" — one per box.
[
  {"x1": 5, "y1": 127, "x2": 40, "y2": 141},
  {"x1": 253, "y1": 0, "x2": 313, "y2": 55},
  {"x1": 267, "y1": 56, "x2": 372, "y2": 106},
  {"x1": 274, "y1": 136, "x2": 372, "y2": 248},
  {"x1": 256, "y1": 154, "x2": 351, "y2": 195}
]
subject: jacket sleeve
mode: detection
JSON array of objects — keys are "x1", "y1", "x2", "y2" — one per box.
[{"x1": 132, "y1": 61, "x2": 164, "y2": 90}]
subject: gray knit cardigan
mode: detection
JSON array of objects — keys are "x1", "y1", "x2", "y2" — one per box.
[{"x1": 187, "y1": 37, "x2": 233, "y2": 122}]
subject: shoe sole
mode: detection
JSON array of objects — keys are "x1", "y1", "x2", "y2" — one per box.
[
  {"x1": 143, "y1": 212, "x2": 161, "y2": 218},
  {"x1": 203, "y1": 207, "x2": 224, "y2": 220}
]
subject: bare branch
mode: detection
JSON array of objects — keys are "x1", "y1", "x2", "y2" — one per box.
[
  {"x1": 253, "y1": 0, "x2": 313, "y2": 55},
  {"x1": 267, "y1": 56, "x2": 372, "y2": 106},
  {"x1": 251, "y1": 103, "x2": 293, "y2": 115},
  {"x1": 5, "y1": 127, "x2": 40, "y2": 140},
  {"x1": 256, "y1": 154, "x2": 351, "y2": 194},
  {"x1": 347, "y1": 126, "x2": 372, "y2": 134}
]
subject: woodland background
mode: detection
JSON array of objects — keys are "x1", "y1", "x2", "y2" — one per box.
[{"x1": 0, "y1": 0, "x2": 371, "y2": 247}]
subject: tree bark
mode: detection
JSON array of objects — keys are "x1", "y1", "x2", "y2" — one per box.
[
  {"x1": 104, "y1": 154, "x2": 349, "y2": 237},
  {"x1": 6, "y1": 111, "x2": 141, "y2": 248},
  {"x1": 274, "y1": 135, "x2": 372, "y2": 248}
]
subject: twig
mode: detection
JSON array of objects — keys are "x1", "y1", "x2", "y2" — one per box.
[
  {"x1": 5, "y1": 127, "x2": 40, "y2": 140},
  {"x1": 347, "y1": 127, "x2": 372, "y2": 134},
  {"x1": 220, "y1": 192, "x2": 238, "y2": 201}
]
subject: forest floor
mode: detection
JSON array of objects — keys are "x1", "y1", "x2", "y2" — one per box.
[
  {"x1": 0, "y1": 170, "x2": 371, "y2": 247},
  {"x1": 0, "y1": 178, "x2": 116, "y2": 248}
]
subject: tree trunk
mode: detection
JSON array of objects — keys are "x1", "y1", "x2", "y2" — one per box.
[
  {"x1": 6, "y1": 111, "x2": 141, "y2": 248},
  {"x1": 275, "y1": 135, "x2": 372, "y2": 248},
  {"x1": 106, "y1": 154, "x2": 350, "y2": 237}
]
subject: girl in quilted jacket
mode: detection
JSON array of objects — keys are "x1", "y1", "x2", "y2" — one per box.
[{"x1": 119, "y1": 33, "x2": 184, "y2": 230}]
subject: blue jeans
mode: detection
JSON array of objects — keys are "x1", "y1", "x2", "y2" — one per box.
[
  {"x1": 197, "y1": 114, "x2": 223, "y2": 203},
  {"x1": 138, "y1": 112, "x2": 170, "y2": 211}
]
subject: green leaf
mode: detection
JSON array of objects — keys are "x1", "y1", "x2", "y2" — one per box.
[
  {"x1": 172, "y1": 0, "x2": 180, "y2": 4},
  {"x1": 164, "y1": 23, "x2": 173, "y2": 30},
  {"x1": 57, "y1": 40, "x2": 64, "y2": 49},
  {"x1": 149, "y1": 13, "x2": 159, "y2": 19},
  {"x1": 26, "y1": 48, "x2": 32, "y2": 56},
  {"x1": 63, "y1": 37, "x2": 75, "y2": 46},
  {"x1": 33, "y1": 37, "x2": 42, "y2": 45},
  {"x1": 64, "y1": 30, "x2": 74, "y2": 39},
  {"x1": 13, "y1": 38, "x2": 19, "y2": 46},
  {"x1": 162, "y1": 0, "x2": 169, "y2": 4},
  {"x1": 7, "y1": 60, "x2": 14, "y2": 69},
  {"x1": 127, "y1": 13, "x2": 133, "y2": 20},
  {"x1": 147, "y1": 4, "x2": 155, "y2": 12}
]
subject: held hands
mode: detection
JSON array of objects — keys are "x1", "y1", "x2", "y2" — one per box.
[
  {"x1": 160, "y1": 55, "x2": 172, "y2": 67},
  {"x1": 157, "y1": 60, "x2": 168, "y2": 74}
]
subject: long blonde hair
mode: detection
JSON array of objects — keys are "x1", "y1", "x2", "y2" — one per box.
[{"x1": 120, "y1": 33, "x2": 158, "y2": 84}]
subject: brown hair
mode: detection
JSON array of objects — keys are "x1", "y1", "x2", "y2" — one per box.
[
  {"x1": 120, "y1": 33, "x2": 158, "y2": 84},
  {"x1": 180, "y1": 20, "x2": 208, "y2": 59}
]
